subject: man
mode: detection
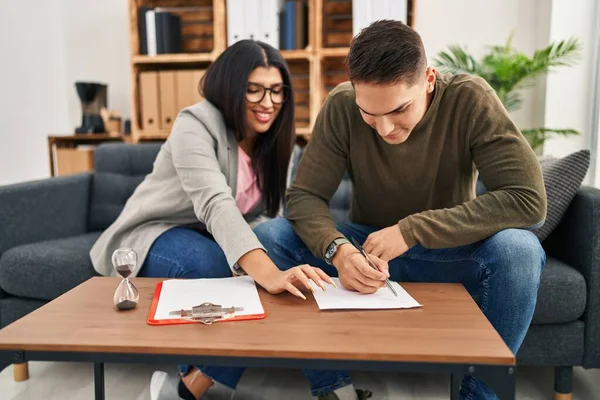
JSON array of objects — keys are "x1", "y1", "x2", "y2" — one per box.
[{"x1": 254, "y1": 20, "x2": 547, "y2": 400}]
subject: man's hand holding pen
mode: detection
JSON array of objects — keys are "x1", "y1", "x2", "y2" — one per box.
[{"x1": 332, "y1": 244, "x2": 389, "y2": 294}]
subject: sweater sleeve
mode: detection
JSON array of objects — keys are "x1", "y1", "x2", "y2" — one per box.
[
  {"x1": 169, "y1": 112, "x2": 265, "y2": 268},
  {"x1": 286, "y1": 93, "x2": 350, "y2": 258},
  {"x1": 397, "y1": 89, "x2": 547, "y2": 249}
]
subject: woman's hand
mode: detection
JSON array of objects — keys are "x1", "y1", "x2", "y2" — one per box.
[{"x1": 261, "y1": 265, "x2": 337, "y2": 299}]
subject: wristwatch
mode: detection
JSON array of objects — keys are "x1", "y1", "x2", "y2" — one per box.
[
  {"x1": 231, "y1": 262, "x2": 246, "y2": 276},
  {"x1": 324, "y1": 237, "x2": 350, "y2": 265}
]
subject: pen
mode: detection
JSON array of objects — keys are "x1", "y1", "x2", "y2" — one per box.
[{"x1": 350, "y1": 237, "x2": 398, "y2": 297}]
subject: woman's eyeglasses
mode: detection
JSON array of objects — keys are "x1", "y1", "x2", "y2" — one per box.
[{"x1": 246, "y1": 83, "x2": 290, "y2": 105}]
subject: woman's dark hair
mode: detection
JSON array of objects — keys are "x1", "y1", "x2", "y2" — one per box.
[
  {"x1": 346, "y1": 20, "x2": 427, "y2": 86},
  {"x1": 200, "y1": 40, "x2": 295, "y2": 217}
]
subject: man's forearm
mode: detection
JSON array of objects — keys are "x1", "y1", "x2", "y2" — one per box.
[
  {"x1": 398, "y1": 185, "x2": 546, "y2": 249},
  {"x1": 286, "y1": 185, "x2": 344, "y2": 259}
]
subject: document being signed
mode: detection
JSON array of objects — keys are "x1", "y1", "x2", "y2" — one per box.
[{"x1": 311, "y1": 278, "x2": 422, "y2": 311}]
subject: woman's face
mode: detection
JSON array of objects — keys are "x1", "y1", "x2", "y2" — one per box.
[{"x1": 245, "y1": 66, "x2": 285, "y2": 136}]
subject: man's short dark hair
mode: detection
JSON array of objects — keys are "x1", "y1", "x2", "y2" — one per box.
[{"x1": 346, "y1": 20, "x2": 427, "y2": 86}]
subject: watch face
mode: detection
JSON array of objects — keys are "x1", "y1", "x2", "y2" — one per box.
[
  {"x1": 326, "y1": 244, "x2": 334, "y2": 258},
  {"x1": 325, "y1": 242, "x2": 336, "y2": 262}
]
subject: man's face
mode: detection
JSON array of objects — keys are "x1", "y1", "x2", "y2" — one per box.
[{"x1": 354, "y1": 67, "x2": 436, "y2": 145}]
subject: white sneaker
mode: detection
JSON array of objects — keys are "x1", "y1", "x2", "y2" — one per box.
[
  {"x1": 150, "y1": 369, "x2": 235, "y2": 400},
  {"x1": 150, "y1": 370, "x2": 181, "y2": 400}
]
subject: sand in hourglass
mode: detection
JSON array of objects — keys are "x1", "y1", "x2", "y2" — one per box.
[
  {"x1": 116, "y1": 299, "x2": 137, "y2": 310},
  {"x1": 116, "y1": 264, "x2": 136, "y2": 309},
  {"x1": 112, "y1": 248, "x2": 139, "y2": 311},
  {"x1": 115, "y1": 264, "x2": 134, "y2": 278}
]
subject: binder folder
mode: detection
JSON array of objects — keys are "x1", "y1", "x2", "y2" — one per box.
[
  {"x1": 147, "y1": 276, "x2": 267, "y2": 326},
  {"x1": 139, "y1": 71, "x2": 162, "y2": 131},
  {"x1": 158, "y1": 71, "x2": 178, "y2": 131}
]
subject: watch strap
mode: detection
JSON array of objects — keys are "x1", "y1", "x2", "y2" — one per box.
[{"x1": 325, "y1": 237, "x2": 350, "y2": 265}]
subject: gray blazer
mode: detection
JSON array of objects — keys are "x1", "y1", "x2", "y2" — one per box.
[{"x1": 90, "y1": 100, "x2": 269, "y2": 277}]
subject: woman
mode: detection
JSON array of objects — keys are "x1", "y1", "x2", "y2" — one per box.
[{"x1": 90, "y1": 40, "x2": 365, "y2": 400}]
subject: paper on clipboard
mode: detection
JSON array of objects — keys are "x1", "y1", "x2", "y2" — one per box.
[{"x1": 148, "y1": 276, "x2": 266, "y2": 325}]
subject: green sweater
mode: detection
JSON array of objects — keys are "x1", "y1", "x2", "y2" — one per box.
[{"x1": 287, "y1": 73, "x2": 547, "y2": 259}]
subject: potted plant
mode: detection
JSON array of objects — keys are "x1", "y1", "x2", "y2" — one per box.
[{"x1": 434, "y1": 34, "x2": 582, "y2": 151}]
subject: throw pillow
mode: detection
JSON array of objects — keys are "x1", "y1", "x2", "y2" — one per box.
[{"x1": 533, "y1": 149, "x2": 590, "y2": 241}]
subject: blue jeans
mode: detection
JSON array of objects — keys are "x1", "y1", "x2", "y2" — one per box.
[
  {"x1": 138, "y1": 226, "x2": 351, "y2": 396},
  {"x1": 253, "y1": 219, "x2": 546, "y2": 400}
]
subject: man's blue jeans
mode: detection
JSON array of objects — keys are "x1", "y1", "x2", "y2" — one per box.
[
  {"x1": 138, "y1": 227, "x2": 351, "y2": 396},
  {"x1": 253, "y1": 219, "x2": 546, "y2": 400}
]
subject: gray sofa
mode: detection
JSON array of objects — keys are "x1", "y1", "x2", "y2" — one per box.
[{"x1": 0, "y1": 143, "x2": 598, "y2": 396}]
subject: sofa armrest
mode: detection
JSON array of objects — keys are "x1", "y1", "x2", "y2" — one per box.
[
  {"x1": 543, "y1": 185, "x2": 600, "y2": 367},
  {"x1": 0, "y1": 173, "x2": 92, "y2": 256}
]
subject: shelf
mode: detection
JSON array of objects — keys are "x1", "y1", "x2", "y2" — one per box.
[
  {"x1": 295, "y1": 126, "x2": 312, "y2": 135},
  {"x1": 128, "y1": 0, "x2": 415, "y2": 142},
  {"x1": 48, "y1": 134, "x2": 125, "y2": 141},
  {"x1": 132, "y1": 50, "x2": 310, "y2": 64},
  {"x1": 137, "y1": 126, "x2": 312, "y2": 143},
  {"x1": 320, "y1": 47, "x2": 350, "y2": 58},
  {"x1": 280, "y1": 49, "x2": 311, "y2": 60},
  {"x1": 136, "y1": 132, "x2": 170, "y2": 141},
  {"x1": 132, "y1": 53, "x2": 215, "y2": 65}
]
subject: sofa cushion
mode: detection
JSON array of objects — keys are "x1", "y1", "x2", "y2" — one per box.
[
  {"x1": 517, "y1": 321, "x2": 584, "y2": 366},
  {"x1": 0, "y1": 232, "x2": 101, "y2": 301},
  {"x1": 88, "y1": 143, "x2": 162, "y2": 231},
  {"x1": 531, "y1": 255, "x2": 586, "y2": 324},
  {"x1": 0, "y1": 296, "x2": 47, "y2": 329},
  {"x1": 533, "y1": 150, "x2": 590, "y2": 241}
]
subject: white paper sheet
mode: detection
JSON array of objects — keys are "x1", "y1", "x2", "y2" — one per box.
[
  {"x1": 153, "y1": 276, "x2": 265, "y2": 320},
  {"x1": 311, "y1": 278, "x2": 422, "y2": 310}
]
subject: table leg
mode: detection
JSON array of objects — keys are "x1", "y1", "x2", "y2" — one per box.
[
  {"x1": 13, "y1": 362, "x2": 29, "y2": 381},
  {"x1": 450, "y1": 372, "x2": 463, "y2": 400},
  {"x1": 469, "y1": 365, "x2": 516, "y2": 400},
  {"x1": 94, "y1": 362, "x2": 105, "y2": 400}
]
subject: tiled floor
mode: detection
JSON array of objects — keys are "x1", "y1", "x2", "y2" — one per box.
[{"x1": 1, "y1": 362, "x2": 600, "y2": 399}]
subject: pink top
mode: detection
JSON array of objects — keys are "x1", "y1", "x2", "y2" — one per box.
[{"x1": 236, "y1": 146, "x2": 262, "y2": 215}]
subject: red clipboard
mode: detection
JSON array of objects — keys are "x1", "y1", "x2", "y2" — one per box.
[{"x1": 147, "y1": 280, "x2": 267, "y2": 326}]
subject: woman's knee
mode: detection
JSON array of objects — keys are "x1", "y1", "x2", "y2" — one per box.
[{"x1": 146, "y1": 227, "x2": 231, "y2": 279}]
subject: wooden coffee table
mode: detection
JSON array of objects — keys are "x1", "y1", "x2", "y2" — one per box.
[{"x1": 0, "y1": 277, "x2": 516, "y2": 399}]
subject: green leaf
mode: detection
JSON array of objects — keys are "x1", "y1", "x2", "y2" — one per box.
[
  {"x1": 433, "y1": 45, "x2": 481, "y2": 75},
  {"x1": 521, "y1": 128, "x2": 579, "y2": 150},
  {"x1": 434, "y1": 34, "x2": 582, "y2": 151},
  {"x1": 502, "y1": 92, "x2": 523, "y2": 112},
  {"x1": 518, "y1": 38, "x2": 582, "y2": 88}
]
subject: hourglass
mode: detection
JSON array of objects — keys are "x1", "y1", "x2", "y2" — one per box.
[{"x1": 112, "y1": 248, "x2": 139, "y2": 310}]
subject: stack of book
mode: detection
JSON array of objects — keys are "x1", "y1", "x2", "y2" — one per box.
[
  {"x1": 352, "y1": 0, "x2": 408, "y2": 37},
  {"x1": 226, "y1": 0, "x2": 308, "y2": 50},
  {"x1": 279, "y1": 0, "x2": 309, "y2": 50},
  {"x1": 138, "y1": 7, "x2": 182, "y2": 55}
]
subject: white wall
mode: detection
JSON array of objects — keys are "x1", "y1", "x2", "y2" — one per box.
[
  {"x1": 595, "y1": 25, "x2": 600, "y2": 185},
  {"x1": 415, "y1": 0, "x2": 551, "y2": 133},
  {"x1": 542, "y1": 0, "x2": 598, "y2": 174},
  {"x1": 0, "y1": 1, "x2": 69, "y2": 185},
  {"x1": 0, "y1": 0, "x2": 130, "y2": 186},
  {"x1": 61, "y1": 0, "x2": 131, "y2": 134}
]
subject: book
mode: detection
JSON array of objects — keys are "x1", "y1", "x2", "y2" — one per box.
[{"x1": 156, "y1": 11, "x2": 182, "y2": 54}]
